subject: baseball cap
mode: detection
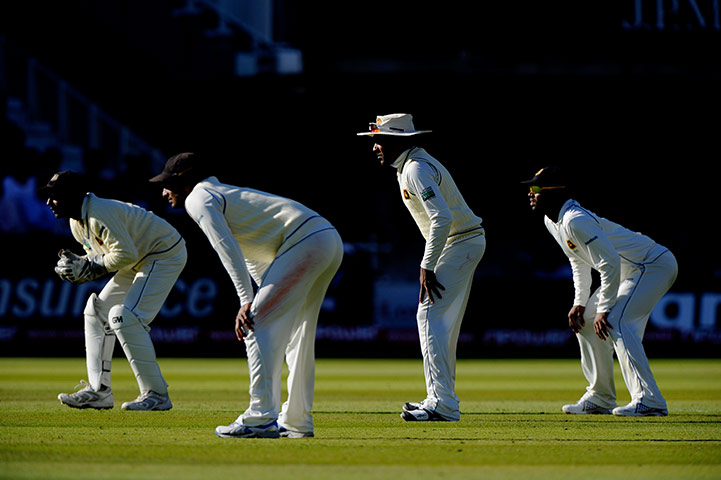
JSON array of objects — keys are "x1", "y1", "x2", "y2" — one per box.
[
  {"x1": 520, "y1": 166, "x2": 567, "y2": 187},
  {"x1": 357, "y1": 114, "x2": 432, "y2": 137},
  {"x1": 149, "y1": 152, "x2": 196, "y2": 183},
  {"x1": 39, "y1": 171, "x2": 88, "y2": 198}
]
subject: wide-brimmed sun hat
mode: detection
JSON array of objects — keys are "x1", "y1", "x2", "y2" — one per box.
[{"x1": 357, "y1": 114, "x2": 432, "y2": 137}]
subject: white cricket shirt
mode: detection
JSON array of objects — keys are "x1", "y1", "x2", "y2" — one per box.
[
  {"x1": 393, "y1": 147, "x2": 483, "y2": 270},
  {"x1": 184, "y1": 176, "x2": 329, "y2": 305},
  {"x1": 70, "y1": 193, "x2": 184, "y2": 272},
  {"x1": 544, "y1": 199, "x2": 659, "y2": 312}
]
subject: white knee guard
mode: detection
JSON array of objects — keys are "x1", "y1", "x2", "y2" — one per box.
[
  {"x1": 108, "y1": 304, "x2": 167, "y2": 395},
  {"x1": 84, "y1": 293, "x2": 115, "y2": 391}
]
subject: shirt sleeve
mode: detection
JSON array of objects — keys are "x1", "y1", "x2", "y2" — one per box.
[
  {"x1": 186, "y1": 189, "x2": 255, "y2": 306},
  {"x1": 92, "y1": 219, "x2": 138, "y2": 272},
  {"x1": 569, "y1": 256, "x2": 593, "y2": 307},
  {"x1": 567, "y1": 216, "x2": 621, "y2": 313},
  {"x1": 405, "y1": 160, "x2": 452, "y2": 270}
]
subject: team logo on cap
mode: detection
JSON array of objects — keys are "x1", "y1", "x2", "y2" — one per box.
[
  {"x1": 403, "y1": 189, "x2": 410, "y2": 200},
  {"x1": 566, "y1": 239, "x2": 577, "y2": 250}
]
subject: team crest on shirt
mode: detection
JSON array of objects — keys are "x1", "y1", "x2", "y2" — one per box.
[
  {"x1": 403, "y1": 189, "x2": 410, "y2": 200},
  {"x1": 566, "y1": 239, "x2": 577, "y2": 250}
]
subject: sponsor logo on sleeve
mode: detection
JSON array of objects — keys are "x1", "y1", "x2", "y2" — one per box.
[{"x1": 420, "y1": 186, "x2": 436, "y2": 202}]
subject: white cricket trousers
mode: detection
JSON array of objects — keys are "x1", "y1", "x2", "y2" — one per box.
[
  {"x1": 576, "y1": 245, "x2": 677, "y2": 409},
  {"x1": 239, "y1": 227, "x2": 343, "y2": 433},
  {"x1": 83, "y1": 246, "x2": 187, "y2": 394},
  {"x1": 417, "y1": 234, "x2": 486, "y2": 421}
]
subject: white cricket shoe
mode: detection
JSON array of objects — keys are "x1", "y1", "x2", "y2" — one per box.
[
  {"x1": 562, "y1": 398, "x2": 612, "y2": 415},
  {"x1": 279, "y1": 426, "x2": 314, "y2": 438},
  {"x1": 215, "y1": 420, "x2": 280, "y2": 438},
  {"x1": 121, "y1": 391, "x2": 172, "y2": 411},
  {"x1": 58, "y1": 380, "x2": 113, "y2": 410},
  {"x1": 400, "y1": 407, "x2": 451, "y2": 422},
  {"x1": 612, "y1": 402, "x2": 668, "y2": 417}
]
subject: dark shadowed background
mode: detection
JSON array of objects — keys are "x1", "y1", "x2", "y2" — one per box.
[{"x1": 1, "y1": 0, "x2": 719, "y2": 357}]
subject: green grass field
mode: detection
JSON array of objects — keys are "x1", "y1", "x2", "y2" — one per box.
[{"x1": 1, "y1": 357, "x2": 720, "y2": 479}]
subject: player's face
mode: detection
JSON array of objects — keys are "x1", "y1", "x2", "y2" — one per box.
[
  {"x1": 372, "y1": 137, "x2": 405, "y2": 167},
  {"x1": 46, "y1": 196, "x2": 69, "y2": 219},
  {"x1": 162, "y1": 187, "x2": 188, "y2": 209},
  {"x1": 373, "y1": 142, "x2": 388, "y2": 165}
]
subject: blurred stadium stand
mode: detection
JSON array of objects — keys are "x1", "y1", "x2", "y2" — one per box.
[{"x1": 0, "y1": 1, "x2": 719, "y2": 357}]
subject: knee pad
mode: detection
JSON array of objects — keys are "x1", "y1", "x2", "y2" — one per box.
[
  {"x1": 84, "y1": 293, "x2": 99, "y2": 317},
  {"x1": 108, "y1": 304, "x2": 166, "y2": 394},
  {"x1": 84, "y1": 293, "x2": 111, "y2": 333},
  {"x1": 108, "y1": 304, "x2": 149, "y2": 333}
]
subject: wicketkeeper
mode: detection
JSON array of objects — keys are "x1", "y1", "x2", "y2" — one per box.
[{"x1": 43, "y1": 171, "x2": 187, "y2": 411}]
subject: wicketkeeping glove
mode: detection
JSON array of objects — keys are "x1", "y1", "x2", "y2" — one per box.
[{"x1": 55, "y1": 249, "x2": 109, "y2": 284}]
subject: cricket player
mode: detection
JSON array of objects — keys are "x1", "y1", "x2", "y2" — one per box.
[
  {"x1": 523, "y1": 166, "x2": 677, "y2": 416},
  {"x1": 151, "y1": 152, "x2": 343, "y2": 438},
  {"x1": 43, "y1": 171, "x2": 187, "y2": 411},
  {"x1": 358, "y1": 114, "x2": 486, "y2": 421}
]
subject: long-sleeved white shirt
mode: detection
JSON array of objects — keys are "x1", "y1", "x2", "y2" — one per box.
[
  {"x1": 544, "y1": 199, "x2": 659, "y2": 312},
  {"x1": 393, "y1": 147, "x2": 483, "y2": 270},
  {"x1": 184, "y1": 176, "x2": 330, "y2": 305},
  {"x1": 69, "y1": 193, "x2": 184, "y2": 272}
]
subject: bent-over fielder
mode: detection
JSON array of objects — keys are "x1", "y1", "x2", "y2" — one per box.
[
  {"x1": 523, "y1": 166, "x2": 677, "y2": 416},
  {"x1": 151, "y1": 153, "x2": 343, "y2": 438}
]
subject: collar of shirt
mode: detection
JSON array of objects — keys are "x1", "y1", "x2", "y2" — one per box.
[
  {"x1": 79, "y1": 193, "x2": 91, "y2": 219},
  {"x1": 193, "y1": 176, "x2": 219, "y2": 190},
  {"x1": 555, "y1": 199, "x2": 578, "y2": 224},
  {"x1": 391, "y1": 147, "x2": 420, "y2": 170}
]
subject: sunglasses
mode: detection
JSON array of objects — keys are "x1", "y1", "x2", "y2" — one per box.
[
  {"x1": 529, "y1": 185, "x2": 566, "y2": 194},
  {"x1": 368, "y1": 123, "x2": 406, "y2": 133}
]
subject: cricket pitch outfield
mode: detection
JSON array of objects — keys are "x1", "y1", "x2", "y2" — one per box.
[{"x1": 1, "y1": 357, "x2": 719, "y2": 479}]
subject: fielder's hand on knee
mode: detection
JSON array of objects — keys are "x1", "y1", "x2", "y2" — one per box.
[
  {"x1": 568, "y1": 305, "x2": 586, "y2": 333},
  {"x1": 593, "y1": 312, "x2": 613, "y2": 341},
  {"x1": 419, "y1": 268, "x2": 445, "y2": 305},
  {"x1": 235, "y1": 303, "x2": 255, "y2": 341}
]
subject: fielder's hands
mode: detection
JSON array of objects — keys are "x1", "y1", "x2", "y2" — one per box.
[
  {"x1": 235, "y1": 303, "x2": 255, "y2": 341},
  {"x1": 568, "y1": 305, "x2": 586, "y2": 333},
  {"x1": 419, "y1": 268, "x2": 445, "y2": 304},
  {"x1": 593, "y1": 311, "x2": 613, "y2": 341},
  {"x1": 54, "y1": 249, "x2": 108, "y2": 284},
  {"x1": 568, "y1": 305, "x2": 613, "y2": 341},
  {"x1": 54, "y1": 249, "x2": 87, "y2": 283}
]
